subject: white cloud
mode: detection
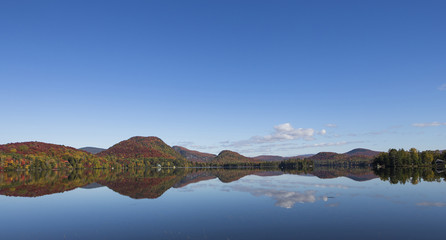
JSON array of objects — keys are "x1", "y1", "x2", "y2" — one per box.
[
  {"x1": 438, "y1": 84, "x2": 446, "y2": 91},
  {"x1": 293, "y1": 141, "x2": 355, "y2": 149},
  {"x1": 269, "y1": 123, "x2": 316, "y2": 141},
  {"x1": 412, "y1": 122, "x2": 446, "y2": 127},
  {"x1": 326, "y1": 123, "x2": 337, "y2": 128},
  {"x1": 225, "y1": 123, "x2": 326, "y2": 148}
]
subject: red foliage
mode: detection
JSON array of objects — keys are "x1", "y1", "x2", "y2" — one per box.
[
  {"x1": 98, "y1": 136, "x2": 180, "y2": 159},
  {"x1": 99, "y1": 175, "x2": 178, "y2": 199},
  {"x1": 0, "y1": 141, "x2": 83, "y2": 156}
]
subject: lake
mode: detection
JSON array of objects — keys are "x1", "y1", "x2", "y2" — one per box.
[{"x1": 0, "y1": 167, "x2": 445, "y2": 240}]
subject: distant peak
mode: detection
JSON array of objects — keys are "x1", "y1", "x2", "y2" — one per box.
[
  {"x1": 97, "y1": 136, "x2": 182, "y2": 160},
  {"x1": 218, "y1": 150, "x2": 240, "y2": 156},
  {"x1": 129, "y1": 136, "x2": 162, "y2": 141},
  {"x1": 345, "y1": 148, "x2": 380, "y2": 157}
]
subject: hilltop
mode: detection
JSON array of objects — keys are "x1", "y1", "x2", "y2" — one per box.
[
  {"x1": 308, "y1": 152, "x2": 341, "y2": 161},
  {"x1": 214, "y1": 150, "x2": 259, "y2": 164},
  {"x1": 98, "y1": 136, "x2": 183, "y2": 160},
  {"x1": 172, "y1": 146, "x2": 216, "y2": 162},
  {"x1": 307, "y1": 148, "x2": 380, "y2": 166},
  {"x1": 344, "y1": 148, "x2": 381, "y2": 157},
  {"x1": 97, "y1": 136, "x2": 186, "y2": 168}
]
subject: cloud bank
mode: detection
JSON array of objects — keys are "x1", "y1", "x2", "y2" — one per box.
[
  {"x1": 265, "y1": 123, "x2": 323, "y2": 141},
  {"x1": 412, "y1": 122, "x2": 446, "y2": 127},
  {"x1": 224, "y1": 123, "x2": 327, "y2": 148}
]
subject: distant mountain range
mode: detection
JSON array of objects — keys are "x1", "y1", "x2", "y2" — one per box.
[
  {"x1": 253, "y1": 155, "x2": 285, "y2": 162},
  {"x1": 81, "y1": 137, "x2": 381, "y2": 165},
  {"x1": 1, "y1": 136, "x2": 385, "y2": 170},
  {"x1": 80, "y1": 137, "x2": 380, "y2": 164},
  {"x1": 307, "y1": 148, "x2": 381, "y2": 164},
  {"x1": 172, "y1": 146, "x2": 216, "y2": 162},
  {"x1": 79, "y1": 147, "x2": 106, "y2": 154},
  {"x1": 170, "y1": 146, "x2": 380, "y2": 164},
  {"x1": 253, "y1": 154, "x2": 316, "y2": 162}
]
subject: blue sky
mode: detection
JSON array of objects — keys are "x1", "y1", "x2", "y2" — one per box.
[{"x1": 1, "y1": 0, "x2": 445, "y2": 156}]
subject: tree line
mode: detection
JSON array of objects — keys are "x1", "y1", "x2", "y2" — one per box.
[{"x1": 372, "y1": 148, "x2": 445, "y2": 167}]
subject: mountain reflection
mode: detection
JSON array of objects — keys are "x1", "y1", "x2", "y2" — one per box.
[
  {"x1": 99, "y1": 168, "x2": 187, "y2": 199},
  {"x1": 1, "y1": 166, "x2": 445, "y2": 200}
]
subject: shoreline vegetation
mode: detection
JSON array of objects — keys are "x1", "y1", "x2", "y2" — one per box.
[
  {"x1": 372, "y1": 148, "x2": 446, "y2": 168},
  {"x1": 0, "y1": 136, "x2": 444, "y2": 172}
]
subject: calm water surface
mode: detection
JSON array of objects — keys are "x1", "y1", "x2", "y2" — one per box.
[{"x1": 0, "y1": 168, "x2": 445, "y2": 240}]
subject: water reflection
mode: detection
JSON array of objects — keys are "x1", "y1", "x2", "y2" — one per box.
[
  {"x1": 0, "y1": 169, "x2": 110, "y2": 197},
  {"x1": 2, "y1": 167, "x2": 445, "y2": 240},
  {"x1": 416, "y1": 202, "x2": 446, "y2": 207},
  {"x1": 373, "y1": 167, "x2": 446, "y2": 184},
  {"x1": 230, "y1": 185, "x2": 318, "y2": 208},
  {"x1": 1, "y1": 166, "x2": 445, "y2": 200}
]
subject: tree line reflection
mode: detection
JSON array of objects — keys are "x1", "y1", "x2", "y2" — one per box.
[
  {"x1": 1, "y1": 166, "x2": 445, "y2": 199},
  {"x1": 373, "y1": 167, "x2": 446, "y2": 185}
]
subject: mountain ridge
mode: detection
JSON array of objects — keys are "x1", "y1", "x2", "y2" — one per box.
[
  {"x1": 1, "y1": 138, "x2": 385, "y2": 169},
  {"x1": 214, "y1": 150, "x2": 260, "y2": 164},
  {"x1": 79, "y1": 147, "x2": 106, "y2": 154},
  {"x1": 97, "y1": 136, "x2": 183, "y2": 160},
  {"x1": 344, "y1": 148, "x2": 381, "y2": 157},
  {"x1": 172, "y1": 146, "x2": 216, "y2": 162}
]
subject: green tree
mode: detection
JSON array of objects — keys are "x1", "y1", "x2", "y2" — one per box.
[
  {"x1": 420, "y1": 151, "x2": 434, "y2": 165},
  {"x1": 409, "y1": 148, "x2": 419, "y2": 166}
]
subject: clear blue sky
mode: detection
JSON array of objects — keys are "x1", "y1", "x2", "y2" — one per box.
[{"x1": 1, "y1": 0, "x2": 445, "y2": 156}]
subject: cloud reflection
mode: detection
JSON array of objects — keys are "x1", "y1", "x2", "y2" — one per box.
[
  {"x1": 231, "y1": 185, "x2": 327, "y2": 208},
  {"x1": 325, "y1": 203, "x2": 340, "y2": 207},
  {"x1": 239, "y1": 178, "x2": 359, "y2": 190},
  {"x1": 416, "y1": 202, "x2": 446, "y2": 207}
]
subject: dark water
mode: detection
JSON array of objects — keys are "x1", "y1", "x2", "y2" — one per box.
[{"x1": 0, "y1": 167, "x2": 445, "y2": 240}]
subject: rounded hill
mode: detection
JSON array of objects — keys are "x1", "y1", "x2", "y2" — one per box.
[
  {"x1": 98, "y1": 136, "x2": 183, "y2": 160},
  {"x1": 0, "y1": 141, "x2": 105, "y2": 170},
  {"x1": 214, "y1": 150, "x2": 259, "y2": 164}
]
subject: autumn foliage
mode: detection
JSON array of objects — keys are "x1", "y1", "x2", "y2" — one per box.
[
  {"x1": 97, "y1": 136, "x2": 187, "y2": 168},
  {"x1": 0, "y1": 142, "x2": 110, "y2": 170},
  {"x1": 0, "y1": 137, "x2": 189, "y2": 170},
  {"x1": 214, "y1": 150, "x2": 259, "y2": 164},
  {"x1": 98, "y1": 137, "x2": 182, "y2": 159}
]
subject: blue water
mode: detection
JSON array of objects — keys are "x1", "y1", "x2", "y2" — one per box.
[{"x1": 0, "y1": 169, "x2": 445, "y2": 240}]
